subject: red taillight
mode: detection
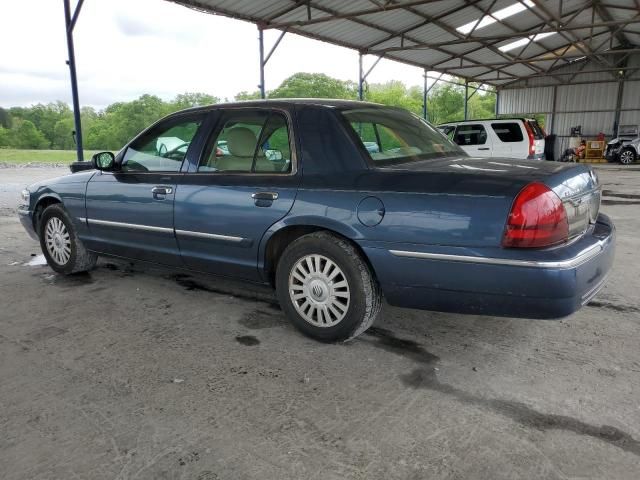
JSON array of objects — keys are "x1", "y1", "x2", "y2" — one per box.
[
  {"x1": 503, "y1": 182, "x2": 569, "y2": 248},
  {"x1": 524, "y1": 121, "x2": 536, "y2": 156}
]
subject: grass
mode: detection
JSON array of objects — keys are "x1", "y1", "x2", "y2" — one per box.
[{"x1": 0, "y1": 148, "x2": 104, "y2": 164}]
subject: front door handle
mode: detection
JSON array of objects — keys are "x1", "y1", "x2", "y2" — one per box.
[
  {"x1": 478, "y1": 147, "x2": 490, "y2": 151},
  {"x1": 152, "y1": 186, "x2": 173, "y2": 199},
  {"x1": 252, "y1": 192, "x2": 278, "y2": 201},
  {"x1": 252, "y1": 191, "x2": 279, "y2": 207}
]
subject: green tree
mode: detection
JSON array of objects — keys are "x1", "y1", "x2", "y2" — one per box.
[
  {"x1": 0, "y1": 126, "x2": 9, "y2": 147},
  {"x1": 9, "y1": 120, "x2": 49, "y2": 149},
  {"x1": 234, "y1": 90, "x2": 262, "y2": 101},
  {"x1": 53, "y1": 117, "x2": 76, "y2": 149},
  {"x1": 20, "y1": 101, "x2": 72, "y2": 147},
  {"x1": 269, "y1": 73, "x2": 357, "y2": 99},
  {"x1": 171, "y1": 92, "x2": 219, "y2": 110},
  {"x1": 0, "y1": 107, "x2": 12, "y2": 129},
  {"x1": 426, "y1": 83, "x2": 465, "y2": 125},
  {"x1": 366, "y1": 81, "x2": 423, "y2": 114}
]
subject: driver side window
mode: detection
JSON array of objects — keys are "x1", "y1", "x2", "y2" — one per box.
[{"x1": 122, "y1": 116, "x2": 203, "y2": 172}]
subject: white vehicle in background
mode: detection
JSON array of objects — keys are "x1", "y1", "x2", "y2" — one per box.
[{"x1": 438, "y1": 118, "x2": 546, "y2": 160}]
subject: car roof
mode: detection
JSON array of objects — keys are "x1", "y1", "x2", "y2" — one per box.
[
  {"x1": 438, "y1": 118, "x2": 535, "y2": 126},
  {"x1": 176, "y1": 98, "x2": 388, "y2": 114}
]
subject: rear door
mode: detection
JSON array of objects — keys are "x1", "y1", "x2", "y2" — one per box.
[
  {"x1": 175, "y1": 108, "x2": 300, "y2": 281},
  {"x1": 84, "y1": 113, "x2": 206, "y2": 266},
  {"x1": 453, "y1": 123, "x2": 492, "y2": 157},
  {"x1": 490, "y1": 121, "x2": 526, "y2": 158}
]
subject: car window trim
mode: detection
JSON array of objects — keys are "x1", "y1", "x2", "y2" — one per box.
[{"x1": 192, "y1": 106, "x2": 298, "y2": 176}]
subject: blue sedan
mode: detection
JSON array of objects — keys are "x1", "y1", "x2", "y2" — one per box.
[{"x1": 18, "y1": 100, "x2": 615, "y2": 342}]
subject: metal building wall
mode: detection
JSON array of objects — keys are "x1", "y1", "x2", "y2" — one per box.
[{"x1": 498, "y1": 55, "x2": 640, "y2": 159}]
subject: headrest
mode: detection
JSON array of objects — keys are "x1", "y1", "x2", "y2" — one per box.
[{"x1": 227, "y1": 127, "x2": 257, "y2": 157}]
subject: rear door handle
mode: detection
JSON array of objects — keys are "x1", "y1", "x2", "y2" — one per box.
[
  {"x1": 478, "y1": 148, "x2": 490, "y2": 150},
  {"x1": 152, "y1": 186, "x2": 173, "y2": 199},
  {"x1": 252, "y1": 191, "x2": 279, "y2": 207}
]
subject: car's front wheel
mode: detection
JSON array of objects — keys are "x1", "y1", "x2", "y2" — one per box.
[
  {"x1": 275, "y1": 231, "x2": 382, "y2": 342},
  {"x1": 39, "y1": 204, "x2": 97, "y2": 274},
  {"x1": 619, "y1": 147, "x2": 636, "y2": 165}
]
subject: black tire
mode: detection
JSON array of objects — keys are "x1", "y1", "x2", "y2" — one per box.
[
  {"x1": 275, "y1": 231, "x2": 382, "y2": 342},
  {"x1": 38, "y1": 203, "x2": 97, "y2": 274},
  {"x1": 619, "y1": 148, "x2": 636, "y2": 165}
]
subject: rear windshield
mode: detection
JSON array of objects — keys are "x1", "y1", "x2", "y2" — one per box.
[
  {"x1": 342, "y1": 108, "x2": 464, "y2": 166},
  {"x1": 527, "y1": 120, "x2": 545, "y2": 139}
]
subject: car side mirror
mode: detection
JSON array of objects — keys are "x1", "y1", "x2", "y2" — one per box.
[{"x1": 91, "y1": 151, "x2": 115, "y2": 171}]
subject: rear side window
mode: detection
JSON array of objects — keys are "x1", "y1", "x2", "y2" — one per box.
[
  {"x1": 199, "y1": 110, "x2": 292, "y2": 174},
  {"x1": 491, "y1": 123, "x2": 523, "y2": 142},
  {"x1": 454, "y1": 124, "x2": 487, "y2": 146}
]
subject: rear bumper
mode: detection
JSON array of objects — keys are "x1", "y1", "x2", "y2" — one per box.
[
  {"x1": 362, "y1": 214, "x2": 615, "y2": 319},
  {"x1": 18, "y1": 206, "x2": 39, "y2": 241}
]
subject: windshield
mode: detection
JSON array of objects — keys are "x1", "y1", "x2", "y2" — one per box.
[{"x1": 342, "y1": 108, "x2": 464, "y2": 166}]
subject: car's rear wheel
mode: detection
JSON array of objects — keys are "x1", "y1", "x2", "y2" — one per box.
[
  {"x1": 275, "y1": 231, "x2": 382, "y2": 342},
  {"x1": 619, "y1": 148, "x2": 636, "y2": 165},
  {"x1": 39, "y1": 204, "x2": 97, "y2": 274}
]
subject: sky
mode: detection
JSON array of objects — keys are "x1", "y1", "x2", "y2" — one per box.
[{"x1": 0, "y1": 0, "x2": 433, "y2": 109}]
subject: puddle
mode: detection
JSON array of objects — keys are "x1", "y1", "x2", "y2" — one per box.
[
  {"x1": 235, "y1": 335, "x2": 260, "y2": 346},
  {"x1": 24, "y1": 254, "x2": 47, "y2": 266}
]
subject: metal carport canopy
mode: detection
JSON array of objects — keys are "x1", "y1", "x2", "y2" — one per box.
[{"x1": 167, "y1": 0, "x2": 640, "y2": 87}]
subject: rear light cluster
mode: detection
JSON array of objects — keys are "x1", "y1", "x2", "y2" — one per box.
[
  {"x1": 502, "y1": 182, "x2": 569, "y2": 248},
  {"x1": 524, "y1": 122, "x2": 536, "y2": 156}
]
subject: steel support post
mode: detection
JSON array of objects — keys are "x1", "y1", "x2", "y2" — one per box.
[
  {"x1": 422, "y1": 69, "x2": 428, "y2": 121},
  {"x1": 464, "y1": 80, "x2": 469, "y2": 121},
  {"x1": 495, "y1": 88, "x2": 500, "y2": 118},
  {"x1": 258, "y1": 27, "x2": 286, "y2": 99},
  {"x1": 613, "y1": 80, "x2": 625, "y2": 136},
  {"x1": 258, "y1": 27, "x2": 266, "y2": 99},
  {"x1": 63, "y1": 0, "x2": 85, "y2": 162},
  {"x1": 358, "y1": 53, "x2": 364, "y2": 101}
]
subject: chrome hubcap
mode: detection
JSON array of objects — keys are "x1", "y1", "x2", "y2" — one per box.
[
  {"x1": 288, "y1": 254, "x2": 350, "y2": 327},
  {"x1": 45, "y1": 217, "x2": 71, "y2": 265},
  {"x1": 620, "y1": 151, "x2": 634, "y2": 164}
]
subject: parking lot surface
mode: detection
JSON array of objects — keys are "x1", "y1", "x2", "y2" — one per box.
[{"x1": 1, "y1": 165, "x2": 639, "y2": 479}]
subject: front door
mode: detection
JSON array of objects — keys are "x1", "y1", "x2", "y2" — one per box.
[
  {"x1": 84, "y1": 113, "x2": 206, "y2": 266},
  {"x1": 175, "y1": 108, "x2": 299, "y2": 281}
]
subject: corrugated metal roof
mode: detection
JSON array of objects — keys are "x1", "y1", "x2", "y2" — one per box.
[{"x1": 168, "y1": 0, "x2": 640, "y2": 86}]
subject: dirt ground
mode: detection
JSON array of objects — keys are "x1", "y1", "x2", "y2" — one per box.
[{"x1": 1, "y1": 165, "x2": 639, "y2": 480}]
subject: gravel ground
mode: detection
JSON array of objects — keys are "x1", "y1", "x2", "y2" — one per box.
[{"x1": 0, "y1": 165, "x2": 639, "y2": 480}]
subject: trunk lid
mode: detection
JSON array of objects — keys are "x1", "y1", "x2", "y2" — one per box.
[{"x1": 381, "y1": 155, "x2": 601, "y2": 242}]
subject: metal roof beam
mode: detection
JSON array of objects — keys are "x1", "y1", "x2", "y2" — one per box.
[
  {"x1": 593, "y1": 0, "x2": 632, "y2": 47},
  {"x1": 441, "y1": 48, "x2": 640, "y2": 69},
  {"x1": 264, "y1": 0, "x2": 444, "y2": 29},
  {"x1": 368, "y1": 19, "x2": 640, "y2": 54},
  {"x1": 479, "y1": 64, "x2": 639, "y2": 82}
]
